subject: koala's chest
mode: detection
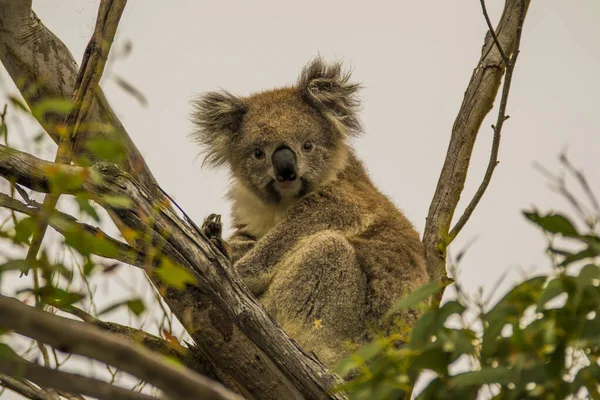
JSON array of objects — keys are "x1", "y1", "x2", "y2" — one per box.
[
  {"x1": 229, "y1": 185, "x2": 292, "y2": 238},
  {"x1": 233, "y1": 203, "x2": 288, "y2": 238}
]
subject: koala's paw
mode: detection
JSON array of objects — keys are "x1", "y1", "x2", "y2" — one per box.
[
  {"x1": 201, "y1": 213, "x2": 223, "y2": 239},
  {"x1": 201, "y1": 214, "x2": 232, "y2": 262}
]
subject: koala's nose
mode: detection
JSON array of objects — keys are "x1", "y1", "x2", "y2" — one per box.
[{"x1": 272, "y1": 147, "x2": 297, "y2": 182}]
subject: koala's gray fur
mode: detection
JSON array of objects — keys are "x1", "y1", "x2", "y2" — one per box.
[{"x1": 192, "y1": 57, "x2": 429, "y2": 367}]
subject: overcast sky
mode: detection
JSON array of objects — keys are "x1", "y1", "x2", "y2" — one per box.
[{"x1": 1, "y1": 1, "x2": 599, "y2": 399}]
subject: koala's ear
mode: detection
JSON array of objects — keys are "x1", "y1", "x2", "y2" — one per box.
[
  {"x1": 298, "y1": 57, "x2": 362, "y2": 137},
  {"x1": 191, "y1": 91, "x2": 247, "y2": 167}
]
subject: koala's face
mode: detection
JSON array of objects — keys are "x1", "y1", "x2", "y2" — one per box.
[{"x1": 192, "y1": 58, "x2": 362, "y2": 204}]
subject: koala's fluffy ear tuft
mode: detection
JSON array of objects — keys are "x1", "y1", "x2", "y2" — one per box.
[
  {"x1": 298, "y1": 57, "x2": 363, "y2": 137},
  {"x1": 191, "y1": 91, "x2": 247, "y2": 167}
]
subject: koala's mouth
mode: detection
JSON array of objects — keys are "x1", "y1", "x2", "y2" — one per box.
[{"x1": 265, "y1": 178, "x2": 311, "y2": 204}]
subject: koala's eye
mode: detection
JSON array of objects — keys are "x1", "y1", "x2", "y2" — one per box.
[
  {"x1": 254, "y1": 148, "x2": 265, "y2": 159},
  {"x1": 303, "y1": 141, "x2": 313, "y2": 151}
]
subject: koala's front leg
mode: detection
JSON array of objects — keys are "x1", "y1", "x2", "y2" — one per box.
[{"x1": 201, "y1": 214, "x2": 232, "y2": 262}]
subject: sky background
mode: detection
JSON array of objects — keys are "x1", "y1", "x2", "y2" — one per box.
[{"x1": 1, "y1": 1, "x2": 599, "y2": 399}]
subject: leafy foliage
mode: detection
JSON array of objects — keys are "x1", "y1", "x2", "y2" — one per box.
[{"x1": 339, "y1": 210, "x2": 600, "y2": 399}]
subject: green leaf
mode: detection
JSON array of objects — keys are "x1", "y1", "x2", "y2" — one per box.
[
  {"x1": 13, "y1": 217, "x2": 36, "y2": 244},
  {"x1": 85, "y1": 138, "x2": 126, "y2": 163},
  {"x1": 127, "y1": 298, "x2": 146, "y2": 316},
  {"x1": 523, "y1": 211, "x2": 579, "y2": 237},
  {"x1": 75, "y1": 195, "x2": 100, "y2": 222},
  {"x1": 334, "y1": 339, "x2": 385, "y2": 377},
  {"x1": 37, "y1": 287, "x2": 84, "y2": 307},
  {"x1": 0, "y1": 259, "x2": 32, "y2": 275},
  {"x1": 449, "y1": 366, "x2": 515, "y2": 388},
  {"x1": 155, "y1": 258, "x2": 197, "y2": 290},
  {"x1": 386, "y1": 281, "x2": 448, "y2": 317},
  {"x1": 537, "y1": 278, "x2": 567, "y2": 310},
  {"x1": 63, "y1": 227, "x2": 118, "y2": 258},
  {"x1": 102, "y1": 195, "x2": 133, "y2": 209},
  {"x1": 31, "y1": 98, "x2": 74, "y2": 121},
  {"x1": 98, "y1": 297, "x2": 146, "y2": 317}
]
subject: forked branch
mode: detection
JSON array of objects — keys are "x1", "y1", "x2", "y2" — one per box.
[
  {"x1": 423, "y1": 0, "x2": 530, "y2": 297},
  {"x1": 448, "y1": 0, "x2": 527, "y2": 241}
]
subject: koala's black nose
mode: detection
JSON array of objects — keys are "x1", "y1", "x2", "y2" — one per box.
[{"x1": 272, "y1": 147, "x2": 297, "y2": 182}]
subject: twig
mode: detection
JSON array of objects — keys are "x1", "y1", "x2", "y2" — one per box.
[
  {"x1": 480, "y1": 0, "x2": 509, "y2": 64},
  {"x1": 0, "y1": 374, "x2": 53, "y2": 400},
  {"x1": 559, "y1": 153, "x2": 600, "y2": 213},
  {"x1": 0, "y1": 352, "x2": 157, "y2": 400},
  {"x1": 0, "y1": 294, "x2": 243, "y2": 400},
  {"x1": 448, "y1": 0, "x2": 527, "y2": 242},
  {"x1": 0, "y1": 192, "x2": 147, "y2": 268}
]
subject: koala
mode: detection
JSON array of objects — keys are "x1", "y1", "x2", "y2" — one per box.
[{"x1": 192, "y1": 58, "x2": 429, "y2": 367}]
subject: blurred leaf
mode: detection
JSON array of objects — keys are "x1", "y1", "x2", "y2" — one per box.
[
  {"x1": 8, "y1": 96, "x2": 29, "y2": 114},
  {"x1": 37, "y1": 287, "x2": 84, "y2": 307},
  {"x1": 0, "y1": 259, "x2": 31, "y2": 274},
  {"x1": 449, "y1": 367, "x2": 515, "y2": 388},
  {"x1": 75, "y1": 194, "x2": 100, "y2": 222},
  {"x1": 113, "y1": 76, "x2": 148, "y2": 107},
  {"x1": 523, "y1": 211, "x2": 579, "y2": 237},
  {"x1": 156, "y1": 258, "x2": 197, "y2": 290},
  {"x1": 63, "y1": 227, "x2": 118, "y2": 258},
  {"x1": 386, "y1": 281, "x2": 448, "y2": 317},
  {"x1": 13, "y1": 216, "x2": 36, "y2": 244},
  {"x1": 335, "y1": 339, "x2": 385, "y2": 377},
  {"x1": 84, "y1": 138, "x2": 126, "y2": 162},
  {"x1": 98, "y1": 297, "x2": 146, "y2": 317},
  {"x1": 31, "y1": 98, "x2": 73, "y2": 121},
  {"x1": 537, "y1": 278, "x2": 567, "y2": 310},
  {"x1": 102, "y1": 195, "x2": 133, "y2": 209}
]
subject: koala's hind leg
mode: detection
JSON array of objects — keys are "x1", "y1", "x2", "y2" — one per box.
[{"x1": 260, "y1": 230, "x2": 366, "y2": 366}]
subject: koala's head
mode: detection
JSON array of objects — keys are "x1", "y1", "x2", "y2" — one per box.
[{"x1": 191, "y1": 57, "x2": 362, "y2": 205}]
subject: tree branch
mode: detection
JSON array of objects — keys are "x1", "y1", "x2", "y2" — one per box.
[
  {"x1": 448, "y1": 0, "x2": 527, "y2": 241},
  {"x1": 0, "y1": 143, "x2": 344, "y2": 399},
  {"x1": 0, "y1": 192, "x2": 147, "y2": 267},
  {"x1": 0, "y1": 294, "x2": 243, "y2": 400},
  {"x1": 422, "y1": 0, "x2": 530, "y2": 293},
  {"x1": 0, "y1": 352, "x2": 158, "y2": 400},
  {"x1": 61, "y1": 305, "x2": 209, "y2": 377},
  {"x1": 0, "y1": 374, "x2": 53, "y2": 400}
]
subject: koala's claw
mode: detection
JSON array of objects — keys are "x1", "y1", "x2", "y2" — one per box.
[
  {"x1": 201, "y1": 214, "x2": 231, "y2": 262},
  {"x1": 202, "y1": 213, "x2": 223, "y2": 239}
]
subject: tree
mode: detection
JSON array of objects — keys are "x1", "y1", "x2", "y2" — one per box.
[{"x1": 9, "y1": 0, "x2": 594, "y2": 399}]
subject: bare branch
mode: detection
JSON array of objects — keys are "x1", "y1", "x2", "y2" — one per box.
[
  {"x1": 423, "y1": 0, "x2": 530, "y2": 292},
  {"x1": 61, "y1": 305, "x2": 209, "y2": 376},
  {"x1": 449, "y1": 0, "x2": 527, "y2": 241},
  {"x1": 0, "y1": 374, "x2": 53, "y2": 400},
  {"x1": 0, "y1": 294, "x2": 243, "y2": 400},
  {"x1": 0, "y1": 351, "x2": 158, "y2": 400}
]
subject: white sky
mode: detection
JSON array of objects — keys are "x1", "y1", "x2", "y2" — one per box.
[{"x1": 1, "y1": 1, "x2": 599, "y2": 399}]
